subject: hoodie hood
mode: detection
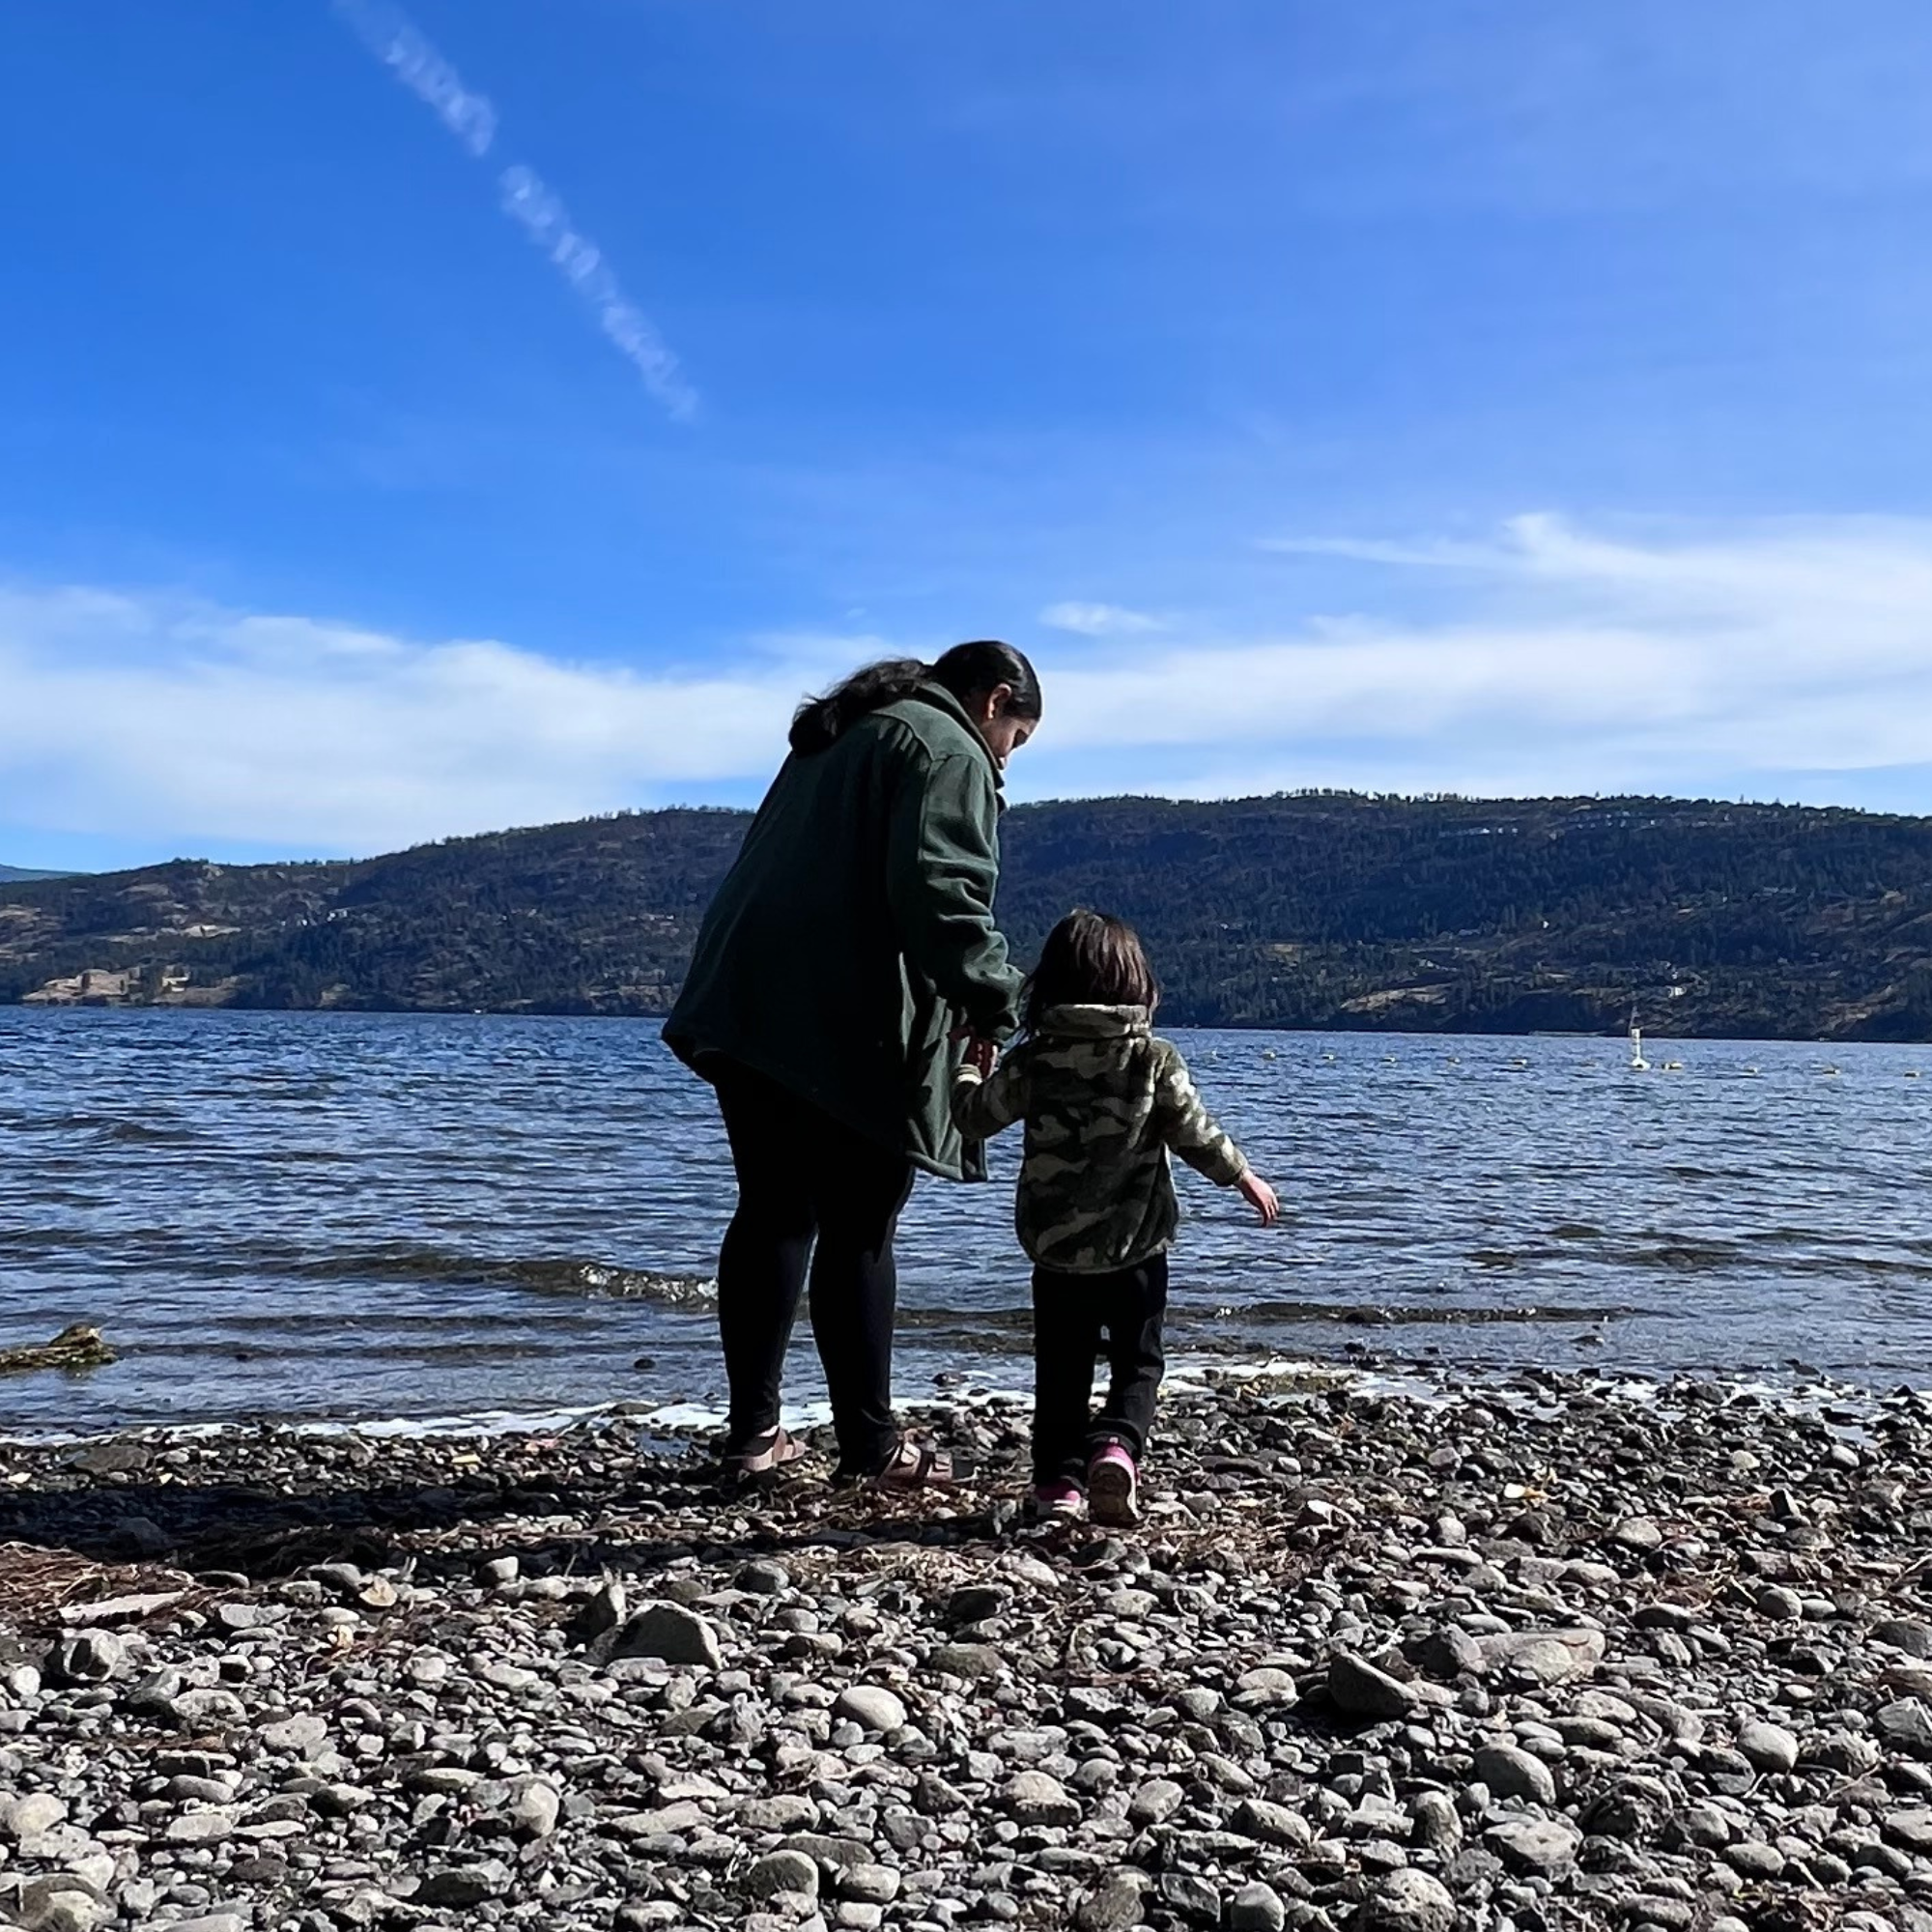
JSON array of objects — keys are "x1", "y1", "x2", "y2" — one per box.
[{"x1": 1032, "y1": 1003, "x2": 1152, "y2": 1041}]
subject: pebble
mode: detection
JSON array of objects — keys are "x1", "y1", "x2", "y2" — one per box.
[
  {"x1": 1327, "y1": 1651, "x2": 1418, "y2": 1719},
  {"x1": 1356, "y1": 1869, "x2": 1458, "y2": 1932},
  {"x1": 745, "y1": 1850, "x2": 820, "y2": 1900},
  {"x1": 833, "y1": 1684, "x2": 907, "y2": 1734},
  {"x1": 2, "y1": 1794, "x2": 68, "y2": 1842},
  {"x1": 1485, "y1": 1816, "x2": 1581, "y2": 1876},
  {"x1": 0, "y1": 1370, "x2": 1927, "y2": 1932},
  {"x1": 1734, "y1": 1718, "x2": 1800, "y2": 1773},
  {"x1": 1227, "y1": 1880, "x2": 1287, "y2": 1932},
  {"x1": 1073, "y1": 1869, "x2": 1148, "y2": 1932},
  {"x1": 1128, "y1": 1776, "x2": 1185, "y2": 1827},
  {"x1": 614, "y1": 1602, "x2": 723, "y2": 1669},
  {"x1": 1000, "y1": 1770, "x2": 1080, "y2": 1827},
  {"x1": 1473, "y1": 1739, "x2": 1558, "y2": 1804}
]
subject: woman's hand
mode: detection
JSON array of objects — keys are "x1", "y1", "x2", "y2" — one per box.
[
  {"x1": 949, "y1": 1024, "x2": 999, "y2": 1077},
  {"x1": 1238, "y1": 1170, "x2": 1280, "y2": 1226}
]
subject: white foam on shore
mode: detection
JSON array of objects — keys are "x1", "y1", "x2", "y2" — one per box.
[{"x1": 2, "y1": 1353, "x2": 1916, "y2": 1454}]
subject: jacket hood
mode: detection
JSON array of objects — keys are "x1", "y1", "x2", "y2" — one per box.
[
  {"x1": 906, "y1": 681, "x2": 1006, "y2": 794},
  {"x1": 1032, "y1": 1003, "x2": 1152, "y2": 1041}
]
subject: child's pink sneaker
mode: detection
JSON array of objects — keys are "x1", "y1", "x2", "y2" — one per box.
[
  {"x1": 1030, "y1": 1478, "x2": 1085, "y2": 1521},
  {"x1": 1088, "y1": 1443, "x2": 1141, "y2": 1526}
]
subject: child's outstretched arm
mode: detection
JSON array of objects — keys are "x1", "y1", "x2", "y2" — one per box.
[
  {"x1": 1154, "y1": 1043, "x2": 1280, "y2": 1224},
  {"x1": 951, "y1": 1046, "x2": 1029, "y2": 1141}
]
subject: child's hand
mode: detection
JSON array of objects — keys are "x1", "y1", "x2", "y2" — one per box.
[{"x1": 1238, "y1": 1170, "x2": 1280, "y2": 1226}]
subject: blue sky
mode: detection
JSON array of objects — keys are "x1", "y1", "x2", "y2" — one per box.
[{"x1": 9, "y1": 1, "x2": 1932, "y2": 869}]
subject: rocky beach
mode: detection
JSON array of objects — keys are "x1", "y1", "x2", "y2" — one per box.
[{"x1": 3, "y1": 1367, "x2": 1932, "y2": 1932}]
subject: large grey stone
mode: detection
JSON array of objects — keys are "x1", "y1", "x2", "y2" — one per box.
[
  {"x1": 1474, "y1": 1741, "x2": 1557, "y2": 1805},
  {"x1": 944, "y1": 1584, "x2": 1009, "y2": 1625},
  {"x1": 44, "y1": 1632, "x2": 124, "y2": 1684},
  {"x1": 833, "y1": 1685, "x2": 907, "y2": 1734},
  {"x1": 1485, "y1": 1818, "x2": 1580, "y2": 1877},
  {"x1": 1878, "y1": 1699, "x2": 1932, "y2": 1757},
  {"x1": 20, "y1": 1890, "x2": 105, "y2": 1932},
  {"x1": 1231, "y1": 1798, "x2": 1313, "y2": 1850},
  {"x1": 744, "y1": 1851, "x2": 819, "y2": 1901},
  {"x1": 1476, "y1": 1628, "x2": 1605, "y2": 1686},
  {"x1": 1876, "y1": 1619, "x2": 1932, "y2": 1659},
  {"x1": 613, "y1": 1604, "x2": 723, "y2": 1670},
  {"x1": 1356, "y1": 1869, "x2": 1458, "y2": 1932},
  {"x1": 507, "y1": 1779, "x2": 561, "y2": 1840},
  {"x1": 1328, "y1": 1652, "x2": 1418, "y2": 1719},
  {"x1": 1228, "y1": 1882, "x2": 1287, "y2": 1932},
  {"x1": 1073, "y1": 1869, "x2": 1149, "y2": 1932},
  {"x1": 926, "y1": 1642, "x2": 1006, "y2": 1682},
  {"x1": 257, "y1": 1713, "x2": 328, "y2": 1758},
  {"x1": 1884, "y1": 1808, "x2": 1932, "y2": 1855},
  {"x1": 1409, "y1": 1790, "x2": 1462, "y2": 1853},
  {"x1": 164, "y1": 1809, "x2": 237, "y2": 1845},
  {"x1": 740, "y1": 1794, "x2": 820, "y2": 1833},
  {"x1": 1128, "y1": 1777, "x2": 1185, "y2": 1828},
  {"x1": 838, "y1": 1866, "x2": 900, "y2": 1906},
  {"x1": 1001, "y1": 1771, "x2": 1080, "y2": 1827},
  {"x1": 1, "y1": 1794, "x2": 68, "y2": 1842},
  {"x1": 1735, "y1": 1720, "x2": 1799, "y2": 1774},
  {"x1": 416, "y1": 1862, "x2": 513, "y2": 1908}
]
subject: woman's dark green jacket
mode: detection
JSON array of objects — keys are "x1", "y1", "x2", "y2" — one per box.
[{"x1": 662, "y1": 682, "x2": 1023, "y2": 1180}]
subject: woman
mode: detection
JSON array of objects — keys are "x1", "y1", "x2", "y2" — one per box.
[{"x1": 664, "y1": 640, "x2": 1042, "y2": 1486}]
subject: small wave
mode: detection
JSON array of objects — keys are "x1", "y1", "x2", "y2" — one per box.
[
  {"x1": 1630, "y1": 1241, "x2": 1743, "y2": 1271},
  {"x1": 275, "y1": 1243, "x2": 719, "y2": 1307},
  {"x1": 0, "y1": 1112, "x2": 194, "y2": 1146},
  {"x1": 1219, "y1": 1299, "x2": 1654, "y2": 1328}
]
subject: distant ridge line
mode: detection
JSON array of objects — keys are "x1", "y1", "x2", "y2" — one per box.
[{"x1": 4, "y1": 790, "x2": 1932, "y2": 1038}]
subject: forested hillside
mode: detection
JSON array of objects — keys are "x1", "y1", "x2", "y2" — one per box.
[{"x1": 7, "y1": 793, "x2": 1932, "y2": 1037}]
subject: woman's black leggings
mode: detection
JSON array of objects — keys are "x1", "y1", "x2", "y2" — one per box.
[{"x1": 712, "y1": 1063, "x2": 915, "y2": 1477}]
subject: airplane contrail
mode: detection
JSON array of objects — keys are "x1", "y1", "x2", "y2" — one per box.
[{"x1": 330, "y1": 0, "x2": 696, "y2": 420}]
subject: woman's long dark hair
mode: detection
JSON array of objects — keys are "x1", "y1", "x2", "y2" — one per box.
[
  {"x1": 789, "y1": 639, "x2": 1041, "y2": 755},
  {"x1": 1021, "y1": 910, "x2": 1159, "y2": 1032}
]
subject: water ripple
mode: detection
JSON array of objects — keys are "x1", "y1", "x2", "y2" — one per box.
[{"x1": 5, "y1": 1009, "x2": 1932, "y2": 1429}]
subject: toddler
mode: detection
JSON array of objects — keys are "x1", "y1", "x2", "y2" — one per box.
[{"x1": 952, "y1": 910, "x2": 1278, "y2": 1524}]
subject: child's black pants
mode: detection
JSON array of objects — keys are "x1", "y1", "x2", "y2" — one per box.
[{"x1": 1030, "y1": 1253, "x2": 1168, "y2": 1486}]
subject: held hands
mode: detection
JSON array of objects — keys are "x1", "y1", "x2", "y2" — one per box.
[
  {"x1": 1238, "y1": 1170, "x2": 1281, "y2": 1226},
  {"x1": 948, "y1": 1024, "x2": 998, "y2": 1077}
]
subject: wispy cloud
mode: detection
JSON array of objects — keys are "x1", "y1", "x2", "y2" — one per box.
[
  {"x1": 497, "y1": 168, "x2": 696, "y2": 422},
  {"x1": 331, "y1": 0, "x2": 497, "y2": 156},
  {"x1": 1039, "y1": 601, "x2": 1161, "y2": 637},
  {"x1": 13, "y1": 515, "x2": 1932, "y2": 855},
  {"x1": 330, "y1": 0, "x2": 695, "y2": 420}
]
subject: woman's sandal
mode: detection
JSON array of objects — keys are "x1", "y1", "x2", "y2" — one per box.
[
  {"x1": 719, "y1": 1426, "x2": 809, "y2": 1476},
  {"x1": 870, "y1": 1434, "x2": 958, "y2": 1491}
]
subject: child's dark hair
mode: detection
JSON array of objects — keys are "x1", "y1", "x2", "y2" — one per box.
[
  {"x1": 1022, "y1": 910, "x2": 1159, "y2": 1030},
  {"x1": 789, "y1": 640, "x2": 1042, "y2": 755}
]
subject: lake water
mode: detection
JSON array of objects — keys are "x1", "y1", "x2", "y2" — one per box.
[{"x1": 4, "y1": 1009, "x2": 1932, "y2": 1435}]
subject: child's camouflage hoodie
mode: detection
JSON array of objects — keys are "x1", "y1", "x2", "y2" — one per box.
[{"x1": 950, "y1": 1003, "x2": 1248, "y2": 1274}]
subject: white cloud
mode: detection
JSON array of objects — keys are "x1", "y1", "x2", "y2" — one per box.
[
  {"x1": 12, "y1": 514, "x2": 1932, "y2": 854},
  {"x1": 0, "y1": 585, "x2": 799, "y2": 853},
  {"x1": 1026, "y1": 513, "x2": 1932, "y2": 797},
  {"x1": 1039, "y1": 601, "x2": 1161, "y2": 637}
]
